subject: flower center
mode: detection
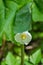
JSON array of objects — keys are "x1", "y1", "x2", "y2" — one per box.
[{"x1": 21, "y1": 34, "x2": 26, "y2": 40}]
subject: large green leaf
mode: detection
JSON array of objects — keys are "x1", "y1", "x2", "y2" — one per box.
[
  {"x1": 0, "y1": 0, "x2": 18, "y2": 44},
  {"x1": 32, "y1": 3, "x2": 43, "y2": 22},
  {"x1": 30, "y1": 49, "x2": 41, "y2": 64},
  {"x1": 34, "y1": 0, "x2": 43, "y2": 13},
  {"x1": 13, "y1": 3, "x2": 32, "y2": 33},
  {"x1": 6, "y1": 52, "x2": 18, "y2": 65},
  {"x1": 0, "y1": 0, "x2": 32, "y2": 45}
]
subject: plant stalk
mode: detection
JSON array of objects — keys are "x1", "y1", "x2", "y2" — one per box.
[{"x1": 21, "y1": 44, "x2": 24, "y2": 65}]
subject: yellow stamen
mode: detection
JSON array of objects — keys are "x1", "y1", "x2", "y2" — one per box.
[{"x1": 21, "y1": 34, "x2": 26, "y2": 40}]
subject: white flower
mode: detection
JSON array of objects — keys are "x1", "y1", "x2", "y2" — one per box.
[{"x1": 14, "y1": 31, "x2": 32, "y2": 45}]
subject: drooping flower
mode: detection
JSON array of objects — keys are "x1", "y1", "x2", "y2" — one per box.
[{"x1": 15, "y1": 31, "x2": 32, "y2": 45}]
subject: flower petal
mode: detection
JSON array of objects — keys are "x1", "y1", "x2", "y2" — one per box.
[
  {"x1": 24, "y1": 43, "x2": 28, "y2": 45},
  {"x1": 15, "y1": 33, "x2": 21, "y2": 42},
  {"x1": 14, "y1": 31, "x2": 32, "y2": 45}
]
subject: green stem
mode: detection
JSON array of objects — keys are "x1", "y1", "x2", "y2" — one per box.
[{"x1": 21, "y1": 44, "x2": 24, "y2": 65}]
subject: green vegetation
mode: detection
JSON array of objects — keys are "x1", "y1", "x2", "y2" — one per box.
[{"x1": 0, "y1": 0, "x2": 43, "y2": 65}]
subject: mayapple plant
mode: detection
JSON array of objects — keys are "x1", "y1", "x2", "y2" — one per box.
[
  {"x1": 15, "y1": 31, "x2": 32, "y2": 65},
  {"x1": 15, "y1": 31, "x2": 32, "y2": 45},
  {"x1": 0, "y1": 0, "x2": 32, "y2": 64}
]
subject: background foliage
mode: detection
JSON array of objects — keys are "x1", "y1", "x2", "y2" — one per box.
[{"x1": 0, "y1": 0, "x2": 43, "y2": 65}]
